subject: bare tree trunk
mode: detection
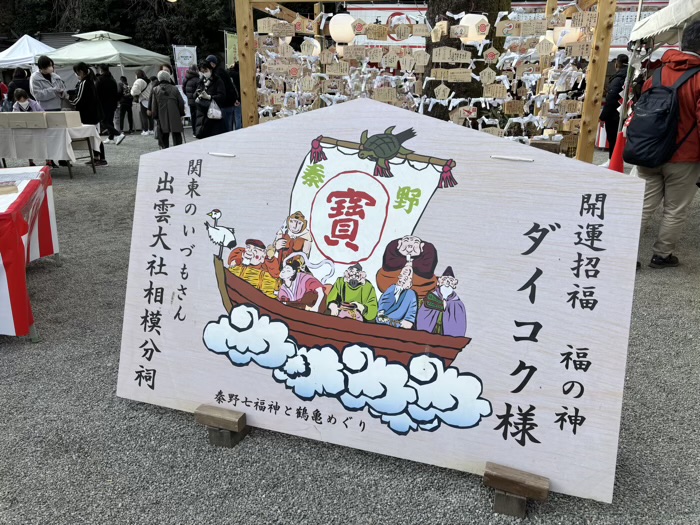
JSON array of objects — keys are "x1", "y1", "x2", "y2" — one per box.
[
  {"x1": 425, "y1": 0, "x2": 512, "y2": 121},
  {"x1": 54, "y1": 0, "x2": 82, "y2": 31}
]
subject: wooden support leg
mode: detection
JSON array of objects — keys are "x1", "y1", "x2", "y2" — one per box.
[
  {"x1": 493, "y1": 490, "x2": 527, "y2": 518},
  {"x1": 206, "y1": 425, "x2": 250, "y2": 448},
  {"x1": 88, "y1": 140, "x2": 96, "y2": 174},
  {"x1": 195, "y1": 404, "x2": 249, "y2": 448},
  {"x1": 67, "y1": 162, "x2": 73, "y2": 179},
  {"x1": 29, "y1": 324, "x2": 40, "y2": 343},
  {"x1": 484, "y1": 462, "x2": 550, "y2": 519}
]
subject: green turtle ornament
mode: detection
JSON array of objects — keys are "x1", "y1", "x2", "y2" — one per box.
[{"x1": 358, "y1": 126, "x2": 417, "y2": 177}]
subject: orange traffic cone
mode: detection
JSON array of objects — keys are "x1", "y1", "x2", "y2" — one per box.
[{"x1": 608, "y1": 131, "x2": 626, "y2": 173}]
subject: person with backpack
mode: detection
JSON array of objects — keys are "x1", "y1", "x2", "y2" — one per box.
[
  {"x1": 624, "y1": 21, "x2": 700, "y2": 269},
  {"x1": 117, "y1": 75, "x2": 134, "y2": 134},
  {"x1": 598, "y1": 54, "x2": 628, "y2": 167}
]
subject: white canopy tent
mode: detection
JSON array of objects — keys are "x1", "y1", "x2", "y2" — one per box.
[
  {"x1": 42, "y1": 32, "x2": 170, "y2": 68},
  {"x1": 630, "y1": 0, "x2": 700, "y2": 46},
  {"x1": 615, "y1": 0, "x2": 700, "y2": 134},
  {"x1": 0, "y1": 35, "x2": 55, "y2": 69},
  {"x1": 42, "y1": 39, "x2": 170, "y2": 67}
]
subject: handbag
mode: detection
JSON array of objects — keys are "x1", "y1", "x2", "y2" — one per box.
[{"x1": 207, "y1": 99, "x2": 222, "y2": 120}]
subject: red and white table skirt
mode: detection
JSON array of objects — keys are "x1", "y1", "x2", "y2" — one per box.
[{"x1": 0, "y1": 166, "x2": 59, "y2": 337}]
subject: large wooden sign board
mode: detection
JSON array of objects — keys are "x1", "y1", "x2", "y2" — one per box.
[{"x1": 118, "y1": 99, "x2": 643, "y2": 503}]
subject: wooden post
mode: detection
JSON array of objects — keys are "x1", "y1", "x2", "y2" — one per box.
[
  {"x1": 235, "y1": 0, "x2": 258, "y2": 128},
  {"x1": 314, "y1": 2, "x2": 324, "y2": 48},
  {"x1": 545, "y1": 0, "x2": 558, "y2": 28},
  {"x1": 576, "y1": 0, "x2": 618, "y2": 163},
  {"x1": 484, "y1": 462, "x2": 550, "y2": 518}
]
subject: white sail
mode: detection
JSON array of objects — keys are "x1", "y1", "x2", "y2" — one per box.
[{"x1": 288, "y1": 137, "x2": 446, "y2": 285}]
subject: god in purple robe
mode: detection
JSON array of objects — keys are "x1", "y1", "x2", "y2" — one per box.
[{"x1": 416, "y1": 287, "x2": 467, "y2": 337}]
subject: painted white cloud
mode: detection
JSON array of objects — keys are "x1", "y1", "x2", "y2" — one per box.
[
  {"x1": 407, "y1": 355, "x2": 493, "y2": 429},
  {"x1": 203, "y1": 305, "x2": 297, "y2": 369},
  {"x1": 274, "y1": 346, "x2": 346, "y2": 400},
  {"x1": 339, "y1": 345, "x2": 417, "y2": 416},
  {"x1": 204, "y1": 305, "x2": 492, "y2": 435}
]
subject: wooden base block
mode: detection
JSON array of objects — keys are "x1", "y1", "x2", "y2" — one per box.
[
  {"x1": 493, "y1": 490, "x2": 527, "y2": 518},
  {"x1": 195, "y1": 404, "x2": 246, "y2": 432},
  {"x1": 195, "y1": 405, "x2": 250, "y2": 448},
  {"x1": 206, "y1": 425, "x2": 250, "y2": 448},
  {"x1": 483, "y1": 462, "x2": 550, "y2": 501}
]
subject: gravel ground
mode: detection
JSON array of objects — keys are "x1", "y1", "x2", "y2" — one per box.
[{"x1": 0, "y1": 133, "x2": 698, "y2": 525}]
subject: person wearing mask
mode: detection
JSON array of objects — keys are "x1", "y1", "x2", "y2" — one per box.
[
  {"x1": 206, "y1": 54, "x2": 236, "y2": 132},
  {"x1": 117, "y1": 75, "x2": 134, "y2": 134},
  {"x1": 131, "y1": 70, "x2": 153, "y2": 135},
  {"x1": 634, "y1": 21, "x2": 700, "y2": 269},
  {"x1": 95, "y1": 64, "x2": 125, "y2": 145},
  {"x1": 152, "y1": 70, "x2": 185, "y2": 148},
  {"x1": 598, "y1": 54, "x2": 629, "y2": 167},
  {"x1": 70, "y1": 62, "x2": 108, "y2": 167},
  {"x1": 183, "y1": 65, "x2": 200, "y2": 136},
  {"x1": 30, "y1": 56, "x2": 68, "y2": 111},
  {"x1": 12, "y1": 89, "x2": 44, "y2": 167},
  {"x1": 228, "y1": 62, "x2": 242, "y2": 130},
  {"x1": 8, "y1": 68, "x2": 32, "y2": 105},
  {"x1": 194, "y1": 60, "x2": 226, "y2": 139}
]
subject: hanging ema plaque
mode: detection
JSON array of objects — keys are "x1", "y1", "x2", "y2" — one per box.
[{"x1": 118, "y1": 99, "x2": 644, "y2": 505}]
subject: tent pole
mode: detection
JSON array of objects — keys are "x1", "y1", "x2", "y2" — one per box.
[{"x1": 617, "y1": 0, "x2": 644, "y2": 134}]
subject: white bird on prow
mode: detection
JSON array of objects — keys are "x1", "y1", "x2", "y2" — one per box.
[{"x1": 205, "y1": 209, "x2": 237, "y2": 260}]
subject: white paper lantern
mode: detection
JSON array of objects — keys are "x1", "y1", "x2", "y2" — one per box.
[
  {"x1": 553, "y1": 20, "x2": 582, "y2": 48},
  {"x1": 459, "y1": 14, "x2": 490, "y2": 44},
  {"x1": 301, "y1": 38, "x2": 321, "y2": 57},
  {"x1": 281, "y1": 36, "x2": 292, "y2": 45},
  {"x1": 329, "y1": 13, "x2": 356, "y2": 44}
]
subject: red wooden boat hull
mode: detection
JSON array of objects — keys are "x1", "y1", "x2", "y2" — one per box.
[{"x1": 214, "y1": 256, "x2": 470, "y2": 366}]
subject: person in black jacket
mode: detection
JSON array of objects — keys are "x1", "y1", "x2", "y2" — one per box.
[
  {"x1": 599, "y1": 54, "x2": 629, "y2": 164},
  {"x1": 95, "y1": 64, "x2": 125, "y2": 145},
  {"x1": 71, "y1": 63, "x2": 108, "y2": 166},
  {"x1": 206, "y1": 54, "x2": 236, "y2": 132},
  {"x1": 183, "y1": 65, "x2": 200, "y2": 136},
  {"x1": 195, "y1": 60, "x2": 226, "y2": 139},
  {"x1": 117, "y1": 75, "x2": 134, "y2": 134},
  {"x1": 227, "y1": 62, "x2": 242, "y2": 130},
  {"x1": 8, "y1": 68, "x2": 33, "y2": 105}
]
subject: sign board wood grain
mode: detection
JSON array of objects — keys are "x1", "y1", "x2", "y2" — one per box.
[{"x1": 118, "y1": 99, "x2": 644, "y2": 505}]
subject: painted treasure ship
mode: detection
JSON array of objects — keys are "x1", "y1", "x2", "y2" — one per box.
[{"x1": 212, "y1": 127, "x2": 471, "y2": 367}]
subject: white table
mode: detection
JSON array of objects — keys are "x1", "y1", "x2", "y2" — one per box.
[{"x1": 0, "y1": 125, "x2": 101, "y2": 164}]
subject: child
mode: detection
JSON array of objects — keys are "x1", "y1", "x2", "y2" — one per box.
[
  {"x1": 12, "y1": 89, "x2": 45, "y2": 166},
  {"x1": 12, "y1": 88, "x2": 43, "y2": 112}
]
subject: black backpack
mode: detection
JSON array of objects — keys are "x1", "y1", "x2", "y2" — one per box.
[{"x1": 623, "y1": 66, "x2": 700, "y2": 168}]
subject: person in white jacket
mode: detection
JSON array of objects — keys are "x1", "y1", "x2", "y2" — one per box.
[
  {"x1": 130, "y1": 70, "x2": 153, "y2": 135},
  {"x1": 29, "y1": 55, "x2": 68, "y2": 111}
]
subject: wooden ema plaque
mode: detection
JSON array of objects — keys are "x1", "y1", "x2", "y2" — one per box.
[{"x1": 118, "y1": 99, "x2": 644, "y2": 505}]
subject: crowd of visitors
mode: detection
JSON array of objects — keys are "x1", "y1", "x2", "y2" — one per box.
[{"x1": 0, "y1": 52, "x2": 245, "y2": 167}]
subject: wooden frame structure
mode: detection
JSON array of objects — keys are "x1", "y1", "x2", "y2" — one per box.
[{"x1": 234, "y1": 0, "x2": 616, "y2": 163}]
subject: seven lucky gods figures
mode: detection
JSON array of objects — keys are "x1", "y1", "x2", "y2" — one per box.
[{"x1": 213, "y1": 210, "x2": 467, "y2": 338}]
